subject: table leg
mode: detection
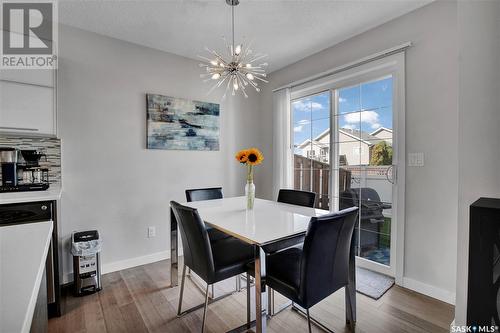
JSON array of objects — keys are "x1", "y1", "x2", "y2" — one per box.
[
  {"x1": 255, "y1": 246, "x2": 267, "y2": 333},
  {"x1": 170, "y1": 208, "x2": 178, "y2": 287},
  {"x1": 345, "y1": 230, "x2": 356, "y2": 330}
]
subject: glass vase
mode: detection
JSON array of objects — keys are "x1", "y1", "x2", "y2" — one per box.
[
  {"x1": 245, "y1": 180, "x2": 255, "y2": 210},
  {"x1": 245, "y1": 164, "x2": 255, "y2": 209}
]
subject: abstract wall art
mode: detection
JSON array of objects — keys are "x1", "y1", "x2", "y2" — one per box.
[{"x1": 146, "y1": 94, "x2": 220, "y2": 151}]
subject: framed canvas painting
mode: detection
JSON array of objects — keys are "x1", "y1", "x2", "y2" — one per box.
[{"x1": 146, "y1": 94, "x2": 220, "y2": 151}]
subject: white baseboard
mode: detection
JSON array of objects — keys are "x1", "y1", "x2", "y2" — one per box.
[
  {"x1": 62, "y1": 251, "x2": 456, "y2": 308},
  {"x1": 102, "y1": 250, "x2": 170, "y2": 275},
  {"x1": 402, "y1": 277, "x2": 456, "y2": 305},
  {"x1": 63, "y1": 250, "x2": 170, "y2": 284}
]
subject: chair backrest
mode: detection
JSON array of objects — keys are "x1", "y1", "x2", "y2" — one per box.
[
  {"x1": 185, "y1": 187, "x2": 223, "y2": 202},
  {"x1": 277, "y1": 189, "x2": 316, "y2": 208},
  {"x1": 299, "y1": 206, "x2": 359, "y2": 307},
  {"x1": 170, "y1": 201, "x2": 215, "y2": 282}
]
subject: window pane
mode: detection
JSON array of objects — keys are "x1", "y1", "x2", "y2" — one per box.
[
  {"x1": 310, "y1": 93, "x2": 330, "y2": 121},
  {"x1": 360, "y1": 77, "x2": 392, "y2": 111},
  {"x1": 292, "y1": 91, "x2": 330, "y2": 209},
  {"x1": 292, "y1": 100, "x2": 311, "y2": 124},
  {"x1": 293, "y1": 121, "x2": 311, "y2": 155},
  {"x1": 358, "y1": 105, "x2": 392, "y2": 134},
  {"x1": 338, "y1": 85, "x2": 361, "y2": 115},
  {"x1": 335, "y1": 141, "x2": 362, "y2": 166}
]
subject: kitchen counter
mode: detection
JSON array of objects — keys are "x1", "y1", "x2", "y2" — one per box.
[
  {"x1": 0, "y1": 221, "x2": 53, "y2": 333},
  {"x1": 0, "y1": 186, "x2": 62, "y2": 204}
]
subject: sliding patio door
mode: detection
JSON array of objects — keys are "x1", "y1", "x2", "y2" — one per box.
[{"x1": 290, "y1": 54, "x2": 404, "y2": 277}]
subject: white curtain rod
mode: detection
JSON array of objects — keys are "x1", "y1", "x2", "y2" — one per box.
[{"x1": 272, "y1": 42, "x2": 412, "y2": 92}]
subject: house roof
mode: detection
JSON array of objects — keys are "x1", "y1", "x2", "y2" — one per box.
[
  {"x1": 296, "y1": 128, "x2": 382, "y2": 149},
  {"x1": 370, "y1": 127, "x2": 393, "y2": 136},
  {"x1": 341, "y1": 128, "x2": 382, "y2": 143}
]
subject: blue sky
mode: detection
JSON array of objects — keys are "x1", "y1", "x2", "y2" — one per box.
[{"x1": 292, "y1": 77, "x2": 393, "y2": 147}]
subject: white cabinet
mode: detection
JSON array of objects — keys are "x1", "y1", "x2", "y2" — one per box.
[{"x1": 0, "y1": 69, "x2": 56, "y2": 137}]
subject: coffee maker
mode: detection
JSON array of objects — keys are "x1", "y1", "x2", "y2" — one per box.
[
  {"x1": 0, "y1": 148, "x2": 18, "y2": 186},
  {"x1": 0, "y1": 147, "x2": 50, "y2": 192}
]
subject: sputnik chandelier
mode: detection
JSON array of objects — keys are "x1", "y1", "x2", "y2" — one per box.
[{"x1": 199, "y1": 0, "x2": 268, "y2": 98}]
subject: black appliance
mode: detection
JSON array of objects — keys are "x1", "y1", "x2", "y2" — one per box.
[
  {"x1": 339, "y1": 187, "x2": 391, "y2": 251},
  {"x1": 467, "y1": 198, "x2": 500, "y2": 327},
  {"x1": 0, "y1": 147, "x2": 18, "y2": 186},
  {"x1": 0, "y1": 148, "x2": 50, "y2": 193},
  {"x1": 0, "y1": 201, "x2": 61, "y2": 317}
]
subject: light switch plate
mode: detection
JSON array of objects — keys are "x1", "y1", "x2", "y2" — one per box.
[
  {"x1": 148, "y1": 226, "x2": 156, "y2": 238},
  {"x1": 408, "y1": 153, "x2": 424, "y2": 167}
]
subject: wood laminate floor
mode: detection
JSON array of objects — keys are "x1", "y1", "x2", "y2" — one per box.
[{"x1": 49, "y1": 259, "x2": 454, "y2": 333}]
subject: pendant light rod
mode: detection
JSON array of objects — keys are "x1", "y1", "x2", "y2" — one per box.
[
  {"x1": 232, "y1": 4, "x2": 235, "y2": 51},
  {"x1": 226, "y1": 0, "x2": 239, "y2": 52}
]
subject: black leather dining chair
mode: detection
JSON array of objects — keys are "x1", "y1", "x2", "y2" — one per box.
[
  {"x1": 264, "y1": 189, "x2": 317, "y2": 317},
  {"x1": 185, "y1": 187, "x2": 243, "y2": 294},
  {"x1": 170, "y1": 201, "x2": 254, "y2": 333},
  {"x1": 277, "y1": 189, "x2": 316, "y2": 208},
  {"x1": 264, "y1": 206, "x2": 359, "y2": 332},
  {"x1": 185, "y1": 187, "x2": 224, "y2": 202},
  {"x1": 263, "y1": 189, "x2": 317, "y2": 254},
  {"x1": 185, "y1": 187, "x2": 230, "y2": 242}
]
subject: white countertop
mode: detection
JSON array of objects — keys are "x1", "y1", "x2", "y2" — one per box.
[
  {"x1": 184, "y1": 197, "x2": 329, "y2": 245},
  {"x1": 0, "y1": 221, "x2": 53, "y2": 333},
  {"x1": 0, "y1": 186, "x2": 61, "y2": 204}
]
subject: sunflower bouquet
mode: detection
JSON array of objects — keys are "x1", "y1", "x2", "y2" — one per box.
[{"x1": 235, "y1": 148, "x2": 264, "y2": 209}]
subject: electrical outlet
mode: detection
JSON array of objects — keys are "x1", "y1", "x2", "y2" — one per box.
[{"x1": 148, "y1": 226, "x2": 156, "y2": 238}]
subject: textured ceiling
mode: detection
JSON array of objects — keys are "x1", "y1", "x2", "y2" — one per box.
[{"x1": 59, "y1": 0, "x2": 432, "y2": 72}]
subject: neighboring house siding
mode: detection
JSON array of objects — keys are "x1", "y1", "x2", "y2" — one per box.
[
  {"x1": 298, "y1": 130, "x2": 372, "y2": 165},
  {"x1": 339, "y1": 137, "x2": 371, "y2": 165},
  {"x1": 371, "y1": 128, "x2": 393, "y2": 145}
]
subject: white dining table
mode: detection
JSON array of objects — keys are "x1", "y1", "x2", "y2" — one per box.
[{"x1": 169, "y1": 196, "x2": 357, "y2": 333}]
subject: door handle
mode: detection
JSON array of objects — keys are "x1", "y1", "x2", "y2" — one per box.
[{"x1": 386, "y1": 165, "x2": 396, "y2": 184}]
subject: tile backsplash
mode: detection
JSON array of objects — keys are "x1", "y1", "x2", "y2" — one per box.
[{"x1": 0, "y1": 136, "x2": 61, "y2": 185}]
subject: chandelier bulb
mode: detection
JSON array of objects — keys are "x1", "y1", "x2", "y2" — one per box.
[
  {"x1": 246, "y1": 73, "x2": 254, "y2": 80},
  {"x1": 210, "y1": 60, "x2": 218, "y2": 66},
  {"x1": 235, "y1": 44, "x2": 242, "y2": 56},
  {"x1": 233, "y1": 81, "x2": 239, "y2": 91},
  {"x1": 212, "y1": 73, "x2": 221, "y2": 80}
]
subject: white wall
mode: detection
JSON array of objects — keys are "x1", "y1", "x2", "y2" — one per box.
[
  {"x1": 455, "y1": 1, "x2": 500, "y2": 326},
  {"x1": 258, "y1": 1, "x2": 459, "y2": 303},
  {"x1": 58, "y1": 25, "x2": 261, "y2": 282}
]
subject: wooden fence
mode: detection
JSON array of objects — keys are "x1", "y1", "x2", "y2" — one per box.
[{"x1": 293, "y1": 154, "x2": 351, "y2": 210}]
